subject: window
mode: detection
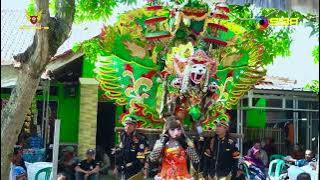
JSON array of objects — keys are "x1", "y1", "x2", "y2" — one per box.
[
  {"x1": 49, "y1": 86, "x2": 58, "y2": 96},
  {"x1": 311, "y1": 101, "x2": 319, "y2": 110},
  {"x1": 1, "y1": 88, "x2": 12, "y2": 94},
  {"x1": 311, "y1": 112, "x2": 319, "y2": 151},
  {"x1": 298, "y1": 101, "x2": 309, "y2": 109},
  {"x1": 242, "y1": 98, "x2": 248, "y2": 107},
  {"x1": 266, "y1": 99, "x2": 282, "y2": 108},
  {"x1": 286, "y1": 100, "x2": 293, "y2": 108}
]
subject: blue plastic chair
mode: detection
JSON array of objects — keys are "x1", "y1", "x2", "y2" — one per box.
[
  {"x1": 268, "y1": 159, "x2": 285, "y2": 180},
  {"x1": 239, "y1": 162, "x2": 250, "y2": 180},
  {"x1": 269, "y1": 154, "x2": 285, "y2": 162},
  {"x1": 35, "y1": 167, "x2": 52, "y2": 180}
]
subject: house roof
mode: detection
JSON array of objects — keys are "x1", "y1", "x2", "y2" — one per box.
[
  {"x1": 1, "y1": 9, "x2": 103, "y2": 87},
  {"x1": 254, "y1": 76, "x2": 306, "y2": 91},
  {"x1": 1, "y1": 9, "x2": 103, "y2": 65},
  {"x1": 1, "y1": 0, "x2": 147, "y2": 65},
  {"x1": 1, "y1": 1, "x2": 146, "y2": 88},
  {"x1": 1, "y1": 10, "x2": 35, "y2": 64}
]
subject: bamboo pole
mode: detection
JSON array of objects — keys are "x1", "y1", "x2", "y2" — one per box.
[
  {"x1": 115, "y1": 127, "x2": 244, "y2": 139},
  {"x1": 52, "y1": 119, "x2": 61, "y2": 180}
]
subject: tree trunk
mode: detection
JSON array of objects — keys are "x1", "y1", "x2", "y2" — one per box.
[
  {"x1": 1, "y1": 68, "x2": 41, "y2": 179},
  {"x1": 1, "y1": 0, "x2": 75, "y2": 178}
]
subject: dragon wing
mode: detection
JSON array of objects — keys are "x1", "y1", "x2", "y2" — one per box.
[
  {"x1": 25, "y1": 10, "x2": 31, "y2": 22},
  {"x1": 95, "y1": 54, "x2": 162, "y2": 128}
]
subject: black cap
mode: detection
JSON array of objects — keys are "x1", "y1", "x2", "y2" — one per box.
[{"x1": 86, "y1": 149, "x2": 96, "y2": 156}]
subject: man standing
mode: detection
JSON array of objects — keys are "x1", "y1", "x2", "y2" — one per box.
[
  {"x1": 203, "y1": 120, "x2": 241, "y2": 180},
  {"x1": 113, "y1": 116, "x2": 149, "y2": 179}
]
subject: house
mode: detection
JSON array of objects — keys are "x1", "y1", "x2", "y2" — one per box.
[
  {"x1": 2, "y1": 8, "x2": 319, "y2": 159},
  {"x1": 237, "y1": 76, "x2": 319, "y2": 155},
  {"x1": 1, "y1": 9, "x2": 119, "y2": 158}
]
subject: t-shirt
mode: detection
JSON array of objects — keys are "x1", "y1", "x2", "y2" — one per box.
[
  {"x1": 295, "y1": 159, "x2": 310, "y2": 167},
  {"x1": 77, "y1": 159, "x2": 100, "y2": 171},
  {"x1": 27, "y1": 135, "x2": 43, "y2": 149},
  {"x1": 58, "y1": 156, "x2": 80, "y2": 174}
]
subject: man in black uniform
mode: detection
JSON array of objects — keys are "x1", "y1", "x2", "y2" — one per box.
[
  {"x1": 203, "y1": 120, "x2": 242, "y2": 180},
  {"x1": 75, "y1": 149, "x2": 100, "y2": 180},
  {"x1": 113, "y1": 116, "x2": 149, "y2": 179}
]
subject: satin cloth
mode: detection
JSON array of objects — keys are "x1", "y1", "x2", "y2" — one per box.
[{"x1": 155, "y1": 146, "x2": 193, "y2": 180}]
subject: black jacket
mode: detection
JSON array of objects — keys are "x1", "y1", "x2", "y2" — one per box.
[
  {"x1": 115, "y1": 131, "x2": 149, "y2": 177},
  {"x1": 203, "y1": 134, "x2": 240, "y2": 177}
]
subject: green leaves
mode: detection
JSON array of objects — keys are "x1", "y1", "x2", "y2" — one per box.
[
  {"x1": 81, "y1": 38, "x2": 105, "y2": 63},
  {"x1": 26, "y1": 0, "x2": 36, "y2": 15},
  {"x1": 49, "y1": 0, "x2": 57, "y2": 16},
  {"x1": 73, "y1": 0, "x2": 138, "y2": 22},
  {"x1": 116, "y1": 0, "x2": 138, "y2": 5},
  {"x1": 312, "y1": 45, "x2": 319, "y2": 64},
  {"x1": 71, "y1": 42, "x2": 81, "y2": 53},
  {"x1": 305, "y1": 45, "x2": 319, "y2": 95},
  {"x1": 228, "y1": 5, "x2": 297, "y2": 65},
  {"x1": 305, "y1": 80, "x2": 319, "y2": 95},
  {"x1": 74, "y1": 0, "x2": 117, "y2": 23}
]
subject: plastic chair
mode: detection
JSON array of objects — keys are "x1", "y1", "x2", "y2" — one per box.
[
  {"x1": 239, "y1": 162, "x2": 250, "y2": 180},
  {"x1": 270, "y1": 154, "x2": 285, "y2": 162},
  {"x1": 268, "y1": 159, "x2": 285, "y2": 180},
  {"x1": 35, "y1": 167, "x2": 52, "y2": 180}
]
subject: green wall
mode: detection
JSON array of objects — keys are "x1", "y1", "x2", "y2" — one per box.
[
  {"x1": 1, "y1": 57, "x2": 104, "y2": 145},
  {"x1": 57, "y1": 83, "x2": 80, "y2": 144},
  {"x1": 1, "y1": 83, "x2": 80, "y2": 144}
]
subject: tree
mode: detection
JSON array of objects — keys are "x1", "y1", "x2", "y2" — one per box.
[
  {"x1": 304, "y1": 19, "x2": 319, "y2": 94},
  {"x1": 305, "y1": 45, "x2": 319, "y2": 94},
  {"x1": 0, "y1": 0, "x2": 136, "y2": 178}
]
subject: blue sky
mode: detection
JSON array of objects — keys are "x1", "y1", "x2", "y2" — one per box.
[{"x1": 2, "y1": 0, "x2": 318, "y2": 86}]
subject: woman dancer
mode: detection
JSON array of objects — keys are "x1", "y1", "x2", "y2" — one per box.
[{"x1": 149, "y1": 119, "x2": 200, "y2": 180}]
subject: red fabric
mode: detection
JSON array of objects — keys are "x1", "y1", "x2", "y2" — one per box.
[
  {"x1": 146, "y1": 6, "x2": 163, "y2": 11},
  {"x1": 208, "y1": 23, "x2": 228, "y2": 32},
  {"x1": 287, "y1": 123, "x2": 294, "y2": 145},
  {"x1": 183, "y1": 11, "x2": 206, "y2": 17},
  {"x1": 211, "y1": 13, "x2": 229, "y2": 19},
  {"x1": 145, "y1": 17, "x2": 167, "y2": 24},
  {"x1": 215, "y1": 6, "x2": 230, "y2": 13},
  {"x1": 203, "y1": 38, "x2": 227, "y2": 46},
  {"x1": 157, "y1": 146, "x2": 192, "y2": 179},
  {"x1": 146, "y1": 34, "x2": 171, "y2": 40}
]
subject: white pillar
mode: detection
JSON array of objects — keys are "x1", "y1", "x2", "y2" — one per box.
[{"x1": 52, "y1": 119, "x2": 61, "y2": 180}]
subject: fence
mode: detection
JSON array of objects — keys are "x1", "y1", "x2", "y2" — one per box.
[{"x1": 243, "y1": 127, "x2": 286, "y2": 154}]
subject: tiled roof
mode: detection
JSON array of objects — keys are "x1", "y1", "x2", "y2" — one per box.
[
  {"x1": 1, "y1": 9, "x2": 103, "y2": 65},
  {"x1": 1, "y1": 9, "x2": 35, "y2": 64},
  {"x1": 1, "y1": 2, "x2": 148, "y2": 88},
  {"x1": 1, "y1": 0, "x2": 147, "y2": 66},
  {"x1": 254, "y1": 76, "x2": 305, "y2": 91}
]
